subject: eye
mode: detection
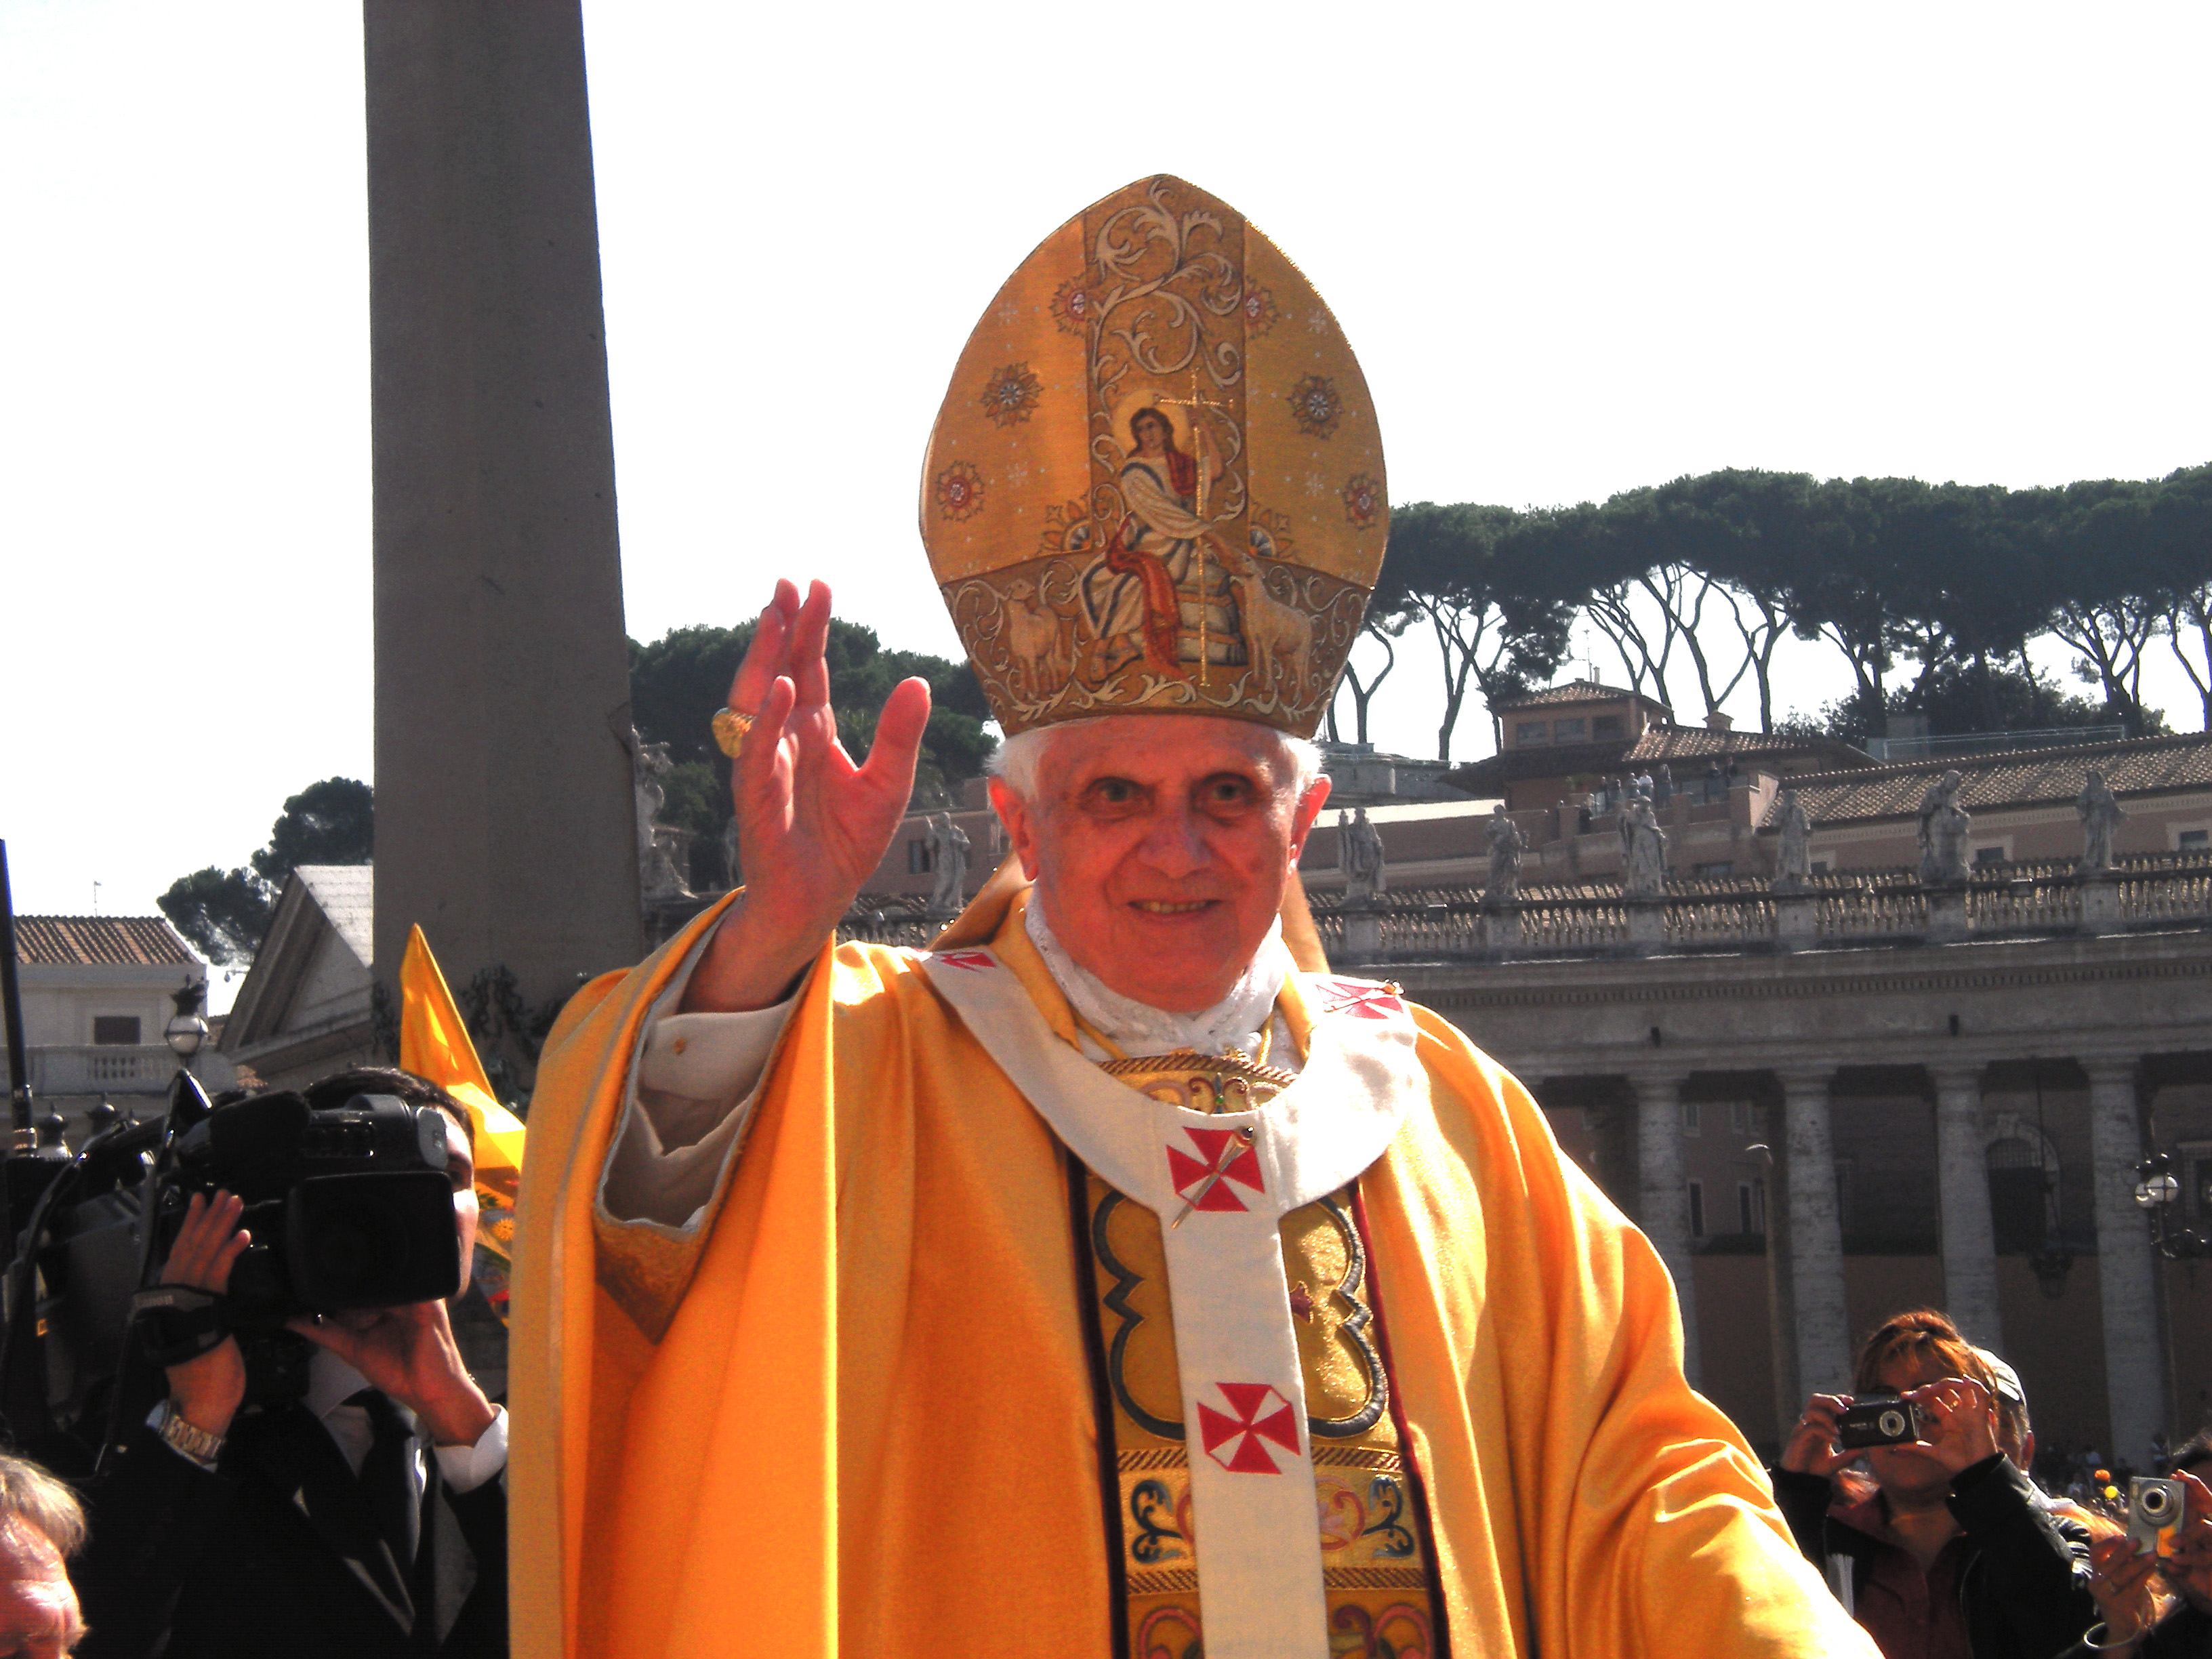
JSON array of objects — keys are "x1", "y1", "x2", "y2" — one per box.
[
  {"x1": 1200, "y1": 775, "x2": 1254, "y2": 811},
  {"x1": 1083, "y1": 777, "x2": 1142, "y2": 811}
]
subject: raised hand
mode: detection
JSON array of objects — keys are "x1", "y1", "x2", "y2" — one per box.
[
  {"x1": 159, "y1": 1190, "x2": 251, "y2": 1438},
  {"x1": 684, "y1": 579, "x2": 933, "y2": 1012}
]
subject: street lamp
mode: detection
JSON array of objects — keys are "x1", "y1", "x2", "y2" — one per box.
[
  {"x1": 163, "y1": 981, "x2": 207, "y2": 1062},
  {"x1": 2134, "y1": 1152, "x2": 2209, "y2": 1260}
]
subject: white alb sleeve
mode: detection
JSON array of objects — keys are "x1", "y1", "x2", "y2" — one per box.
[{"x1": 596, "y1": 921, "x2": 802, "y2": 1229}]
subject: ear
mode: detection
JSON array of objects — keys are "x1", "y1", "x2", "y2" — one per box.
[
  {"x1": 988, "y1": 778, "x2": 1041, "y2": 880},
  {"x1": 1287, "y1": 773, "x2": 1332, "y2": 865}
]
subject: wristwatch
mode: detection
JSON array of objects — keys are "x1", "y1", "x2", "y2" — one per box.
[{"x1": 152, "y1": 1399, "x2": 225, "y2": 1469}]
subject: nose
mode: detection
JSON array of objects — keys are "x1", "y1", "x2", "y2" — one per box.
[{"x1": 1135, "y1": 797, "x2": 1211, "y2": 879}]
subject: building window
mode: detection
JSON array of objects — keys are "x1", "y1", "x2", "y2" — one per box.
[
  {"x1": 91, "y1": 1016, "x2": 140, "y2": 1046},
  {"x1": 1987, "y1": 1136, "x2": 2048, "y2": 1252},
  {"x1": 1692, "y1": 861, "x2": 1734, "y2": 878},
  {"x1": 1728, "y1": 1100, "x2": 1752, "y2": 1136},
  {"x1": 1738, "y1": 1181, "x2": 1759, "y2": 1234},
  {"x1": 907, "y1": 840, "x2": 933, "y2": 874},
  {"x1": 1809, "y1": 860, "x2": 1831, "y2": 876},
  {"x1": 1515, "y1": 720, "x2": 1549, "y2": 745},
  {"x1": 1592, "y1": 714, "x2": 1625, "y2": 741},
  {"x1": 1973, "y1": 845, "x2": 2008, "y2": 867},
  {"x1": 1552, "y1": 718, "x2": 1586, "y2": 743},
  {"x1": 2181, "y1": 830, "x2": 2209, "y2": 852},
  {"x1": 1681, "y1": 1100, "x2": 1701, "y2": 1136},
  {"x1": 2185, "y1": 1142, "x2": 2212, "y2": 1219},
  {"x1": 1687, "y1": 1180, "x2": 1706, "y2": 1239}
]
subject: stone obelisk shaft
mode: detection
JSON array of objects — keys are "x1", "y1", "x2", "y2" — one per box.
[{"x1": 366, "y1": 1, "x2": 642, "y2": 1012}]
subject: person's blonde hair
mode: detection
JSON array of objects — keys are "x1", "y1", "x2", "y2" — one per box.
[{"x1": 0, "y1": 1451, "x2": 85, "y2": 1558}]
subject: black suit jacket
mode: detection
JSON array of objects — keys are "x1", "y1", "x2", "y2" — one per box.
[{"x1": 76, "y1": 1399, "x2": 506, "y2": 1658}]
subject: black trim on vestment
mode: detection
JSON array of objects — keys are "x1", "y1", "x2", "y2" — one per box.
[{"x1": 1065, "y1": 1147, "x2": 1131, "y2": 1659}]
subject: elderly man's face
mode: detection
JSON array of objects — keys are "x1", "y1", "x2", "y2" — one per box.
[
  {"x1": 0, "y1": 1519, "x2": 83, "y2": 1658},
  {"x1": 992, "y1": 715, "x2": 1329, "y2": 1012}
]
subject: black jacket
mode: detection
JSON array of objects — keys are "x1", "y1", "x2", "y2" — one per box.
[
  {"x1": 75, "y1": 1401, "x2": 506, "y2": 1658},
  {"x1": 1772, "y1": 1455, "x2": 2099, "y2": 1659}
]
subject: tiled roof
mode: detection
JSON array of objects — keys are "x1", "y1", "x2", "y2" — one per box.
[
  {"x1": 1496, "y1": 679, "x2": 1666, "y2": 713},
  {"x1": 1761, "y1": 731, "x2": 2212, "y2": 827},
  {"x1": 1444, "y1": 740, "x2": 1638, "y2": 792},
  {"x1": 1626, "y1": 724, "x2": 1873, "y2": 769},
  {"x1": 293, "y1": 866, "x2": 373, "y2": 966},
  {"x1": 14, "y1": 916, "x2": 198, "y2": 967}
]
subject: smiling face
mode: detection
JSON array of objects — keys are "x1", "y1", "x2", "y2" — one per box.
[{"x1": 990, "y1": 716, "x2": 1329, "y2": 1011}]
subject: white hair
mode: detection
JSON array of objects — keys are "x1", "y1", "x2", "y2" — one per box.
[{"x1": 988, "y1": 718, "x2": 1322, "y2": 809}]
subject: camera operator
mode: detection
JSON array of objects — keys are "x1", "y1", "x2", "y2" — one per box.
[
  {"x1": 73, "y1": 1068, "x2": 508, "y2": 1658},
  {"x1": 1772, "y1": 1307, "x2": 2098, "y2": 1659},
  {"x1": 2070, "y1": 1436, "x2": 2212, "y2": 1658}
]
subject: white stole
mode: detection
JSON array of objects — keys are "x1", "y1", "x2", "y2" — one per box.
[{"x1": 920, "y1": 946, "x2": 1421, "y2": 1659}]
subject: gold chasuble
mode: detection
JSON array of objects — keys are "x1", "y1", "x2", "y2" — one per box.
[
  {"x1": 509, "y1": 174, "x2": 1871, "y2": 1659},
  {"x1": 511, "y1": 884, "x2": 1866, "y2": 1659}
]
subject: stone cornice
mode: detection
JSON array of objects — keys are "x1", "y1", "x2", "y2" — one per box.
[{"x1": 1404, "y1": 941, "x2": 2212, "y2": 1015}]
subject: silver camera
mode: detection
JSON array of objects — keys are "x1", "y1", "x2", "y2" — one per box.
[{"x1": 2129, "y1": 1475, "x2": 2187, "y2": 1556}]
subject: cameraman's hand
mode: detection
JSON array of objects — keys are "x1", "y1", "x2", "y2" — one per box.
[
  {"x1": 288, "y1": 1300, "x2": 495, "y2": 1450},
  {"x1": 159, "y1": 1190, "x2": 249, "y2": 1439},
  {"x1": 1780, "y1": 1393, "x2": 1859, "y2": 1479},
  {"x1": 1905, "y1": 1375, "x2": 2000, "y2": 1474}
]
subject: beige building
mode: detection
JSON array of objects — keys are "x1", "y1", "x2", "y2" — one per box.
[{"x1": 11, "y1": 916, "x2": 232, "y2": 1124}]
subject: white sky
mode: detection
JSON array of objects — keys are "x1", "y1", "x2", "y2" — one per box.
[{"x1": 4, "y1": 1, "x2": 2209, "y2": 947}]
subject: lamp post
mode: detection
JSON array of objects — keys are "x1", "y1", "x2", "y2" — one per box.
[
  {"x1": 161, "y1": 981, "x2": 213, "y2": 1139},
  {"x1": 2134, "y1": 1153, "x2": 2209, "y2": 1260}
]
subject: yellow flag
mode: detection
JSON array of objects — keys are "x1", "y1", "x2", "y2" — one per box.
[{"x1": 399, "y1": 926, "x2": 527, "y2": 1323}]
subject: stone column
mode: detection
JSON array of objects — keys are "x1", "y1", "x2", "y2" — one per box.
[
  {"x1": 1778, "y1": 1069, "x2": 1851, "y2": 1397},
  {"x1": 365, "y1": 2, "x2": 644, "y2": 1013},
  {"x1": 1628, "y1": 1072, "x2": 1702, "y2": 1387},
  {"x1": 1929, "y1": 1063, "x2": 2003, "y2": 1350},
  {"x1": 2085, "y1": 1058, "x2": 2164, "y2": 1467}
]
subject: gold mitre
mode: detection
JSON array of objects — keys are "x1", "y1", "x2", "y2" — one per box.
[{"x1": 919, "y1": 174, "x2": 1387, "y2": 739}]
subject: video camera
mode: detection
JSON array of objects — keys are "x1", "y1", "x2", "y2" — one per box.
[
  {"x1": 165, "y1": 1088, "x2": 461, "y2": 1328},
  {"x1": 0, "y1": 841, "x2": 467, "y2": 1470},
  {"x1": 13, "y1": 1079, "x2": 465, "y2": 1464}
]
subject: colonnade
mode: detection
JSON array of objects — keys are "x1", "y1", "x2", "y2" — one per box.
[{"x1": 1601, "y1": 1061, "x2": 2166, "y2": 1465}]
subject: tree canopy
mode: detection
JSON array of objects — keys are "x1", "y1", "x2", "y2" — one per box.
[
  {"x1": 1354, "y1": 463, "x2": 2212, "y2": 752},
  {"x1": 159, "y1": 777, "x2": 373, "y2": 965}
]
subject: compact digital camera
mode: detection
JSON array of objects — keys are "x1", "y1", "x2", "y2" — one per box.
[
  {"x1": 2130, "y1": 1475, "x2": 2188, "y2": 1557},
  {"x1": 1835, "y1": 1397, "x2": 1924, "y2": 1449}
]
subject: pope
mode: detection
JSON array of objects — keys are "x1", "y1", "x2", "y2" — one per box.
[{"x1": 508, "y1": 176, "x2": 1875, "y2": 1659}]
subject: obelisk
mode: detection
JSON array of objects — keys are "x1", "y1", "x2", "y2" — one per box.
[{"x1": 366, "y1": 3, "x2": 642, "y2": 1019}]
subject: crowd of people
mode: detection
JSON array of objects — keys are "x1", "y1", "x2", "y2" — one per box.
[{"x1": 1773, "y1": 1307, "x2": 2212, "y2": 1658}]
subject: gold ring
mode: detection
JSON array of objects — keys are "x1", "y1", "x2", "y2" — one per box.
[{"x1": 712, "y1": 708, "x2": 756, "y2": 759}]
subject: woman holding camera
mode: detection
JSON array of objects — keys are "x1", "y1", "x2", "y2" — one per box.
[
  {"x1": 2068, "y1": 1439, "x2": 2212, "y2": 1658},
  {"x1": 1770, "y1": 1308, "x2": 2100, "y2": 1659}
]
